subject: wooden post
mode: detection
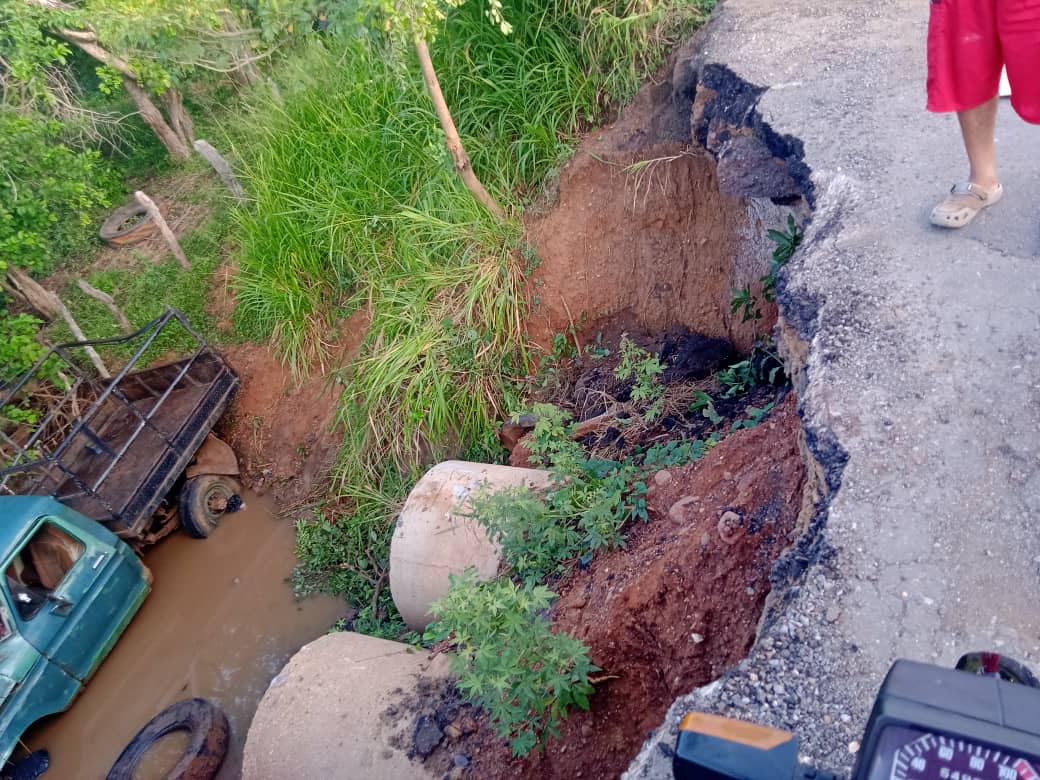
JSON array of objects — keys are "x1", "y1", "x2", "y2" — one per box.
[
  {"x1": 193, "y1": 140, "x2": 246, "y2": 200},
  {"x1": 77, "y1": 278, "x2": 132, "y2": 333},
  {"x1": 134, "y1": 191, "x2": 191, "y2": 270}
]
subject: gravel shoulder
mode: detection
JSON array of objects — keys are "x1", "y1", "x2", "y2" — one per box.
[{"x1": 626, "y1": 0, "x2": 1040, "y2": 775}]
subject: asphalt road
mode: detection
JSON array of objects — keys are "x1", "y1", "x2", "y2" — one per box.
[{"x1": 626, "y1": 0, "x2": 1040, "y2": 775}]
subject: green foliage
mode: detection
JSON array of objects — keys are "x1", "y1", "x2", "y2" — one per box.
[
  {"x1": 45, "y1": 208, "x2": 228, "y2": 365},
  {"x1": 716, "y1": 359, "x2": 755, "y2": 399},
  {"x1": 0, "y1": 110, "x2": 117, "y2": 274},
  {"x1": 690, "y1": 389, "x2": 723, "y2": 425},
  {"x1": 762, "y1": 214, "x2": 804, "y2": 302},
  {"x1": 615, "y1": 335, "x2": 665, "y2": 421},
  {"x1": 730, "y1": 402, "x2": 775, "y2": 432},
  {"x1": 729, "y1": 215, "x2": 803, "y2": 328},
  {"x1": 330, "y1": 603, "x2": 407, "y2": 641},
  {"x1": 471, "y1": 402, "x2": 648, "y2": 585},
  {"x1": 426, "y1": 571, "x2": 598, "y2": 757},
  {"x1": 639, "y1": 437, "x2": 711, "y2": 468},
  {"x1": 0, "y1": 311, "x2": 50, "y2": 386}
]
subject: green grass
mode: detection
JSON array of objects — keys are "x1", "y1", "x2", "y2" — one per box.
[{"x1": 44, "y1": 204, "x2": 231, "y2": 367}]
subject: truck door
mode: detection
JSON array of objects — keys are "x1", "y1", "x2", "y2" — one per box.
[
  {"x1": 0, "y1": 595, "x2": 80, "y2": 765},
  {"x1": 3, "y1": 517, "x2": 130, "y2": 683}
]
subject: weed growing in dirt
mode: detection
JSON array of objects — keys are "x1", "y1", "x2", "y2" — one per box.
[
  {"x1": 426, "y1": 570, "x2": 598, "y2": 757},
  {"x1": 615, "y1": 335, "x2": 665, "y2": 421},
  {"x1": 471, "y1": 403, "x2": 648, "y2": 584},
  {"x1": 729, "y1": 215, "x2": 804, "y2": 331},
  {"x1": 730, "y1": 402, "x2": 776, "y2": 432}
]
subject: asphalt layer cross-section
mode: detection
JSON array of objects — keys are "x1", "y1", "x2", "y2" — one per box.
[{"x1": 626, "y1": 0, "x2": 1040, "y2": 776}]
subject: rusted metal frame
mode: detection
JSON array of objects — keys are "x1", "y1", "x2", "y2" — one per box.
[
  {"x1": 51, "y1": 459, "x2": 120, "y2": 520},
  {"x1": 2, "y1": 379, "x2": 86, "y2": 467},
  {"x1": 87, "y1": 348, "x2": 203, "y2": 494}
]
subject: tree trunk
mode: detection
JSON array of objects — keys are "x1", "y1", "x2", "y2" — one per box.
[
  {"x1": 2, "y1": 266, "x2": 62, "y2": 321},
  {"x1": 163, "y1": 88, "x2": 195, "y2": 147},
  {"x1": 122, "y1": 76, "x2": 191, "y2": 160},
  {"x1": 413, "y1": 37, "x2": 504, "y2": 219}
]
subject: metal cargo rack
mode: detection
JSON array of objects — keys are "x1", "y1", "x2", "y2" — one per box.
[{"x1": 0, "y1": 308, "x2": 239, "y2": 541}]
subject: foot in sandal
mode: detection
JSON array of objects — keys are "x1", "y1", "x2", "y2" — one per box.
[{"x1": 929, "y1": 182, "x2": 1003, "y2": 229}]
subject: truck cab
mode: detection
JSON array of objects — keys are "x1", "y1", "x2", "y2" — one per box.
[{"x1": 0, "y1": 496, "x2": 151, "y2": 765}]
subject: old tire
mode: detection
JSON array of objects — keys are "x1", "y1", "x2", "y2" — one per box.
[
  {"x1": 106, "y1": 698, "x2": 229, "y2": 780},
  {"x1": 179, "y1": 475, "x2": 239, "y2": 539},
  {"x1": 98, "y1": 202, "x2": 157, "y2": 247}
]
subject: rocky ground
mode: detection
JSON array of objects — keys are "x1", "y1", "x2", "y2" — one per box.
[{"x1": 626, "y1": 0, "x2": 1040, "y2": 776}]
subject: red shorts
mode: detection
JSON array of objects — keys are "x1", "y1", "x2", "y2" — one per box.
[{"x1": 927, "y1": 0, "x2": 1040, "y2": 124}]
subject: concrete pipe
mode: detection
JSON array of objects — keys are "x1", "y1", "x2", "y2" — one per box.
[
  {"x1": 389, "y1": 460, "x2": 551, "y2": 631},
  {"x1": 242, "y1": 632, "x2": 449, "y2": 779}
]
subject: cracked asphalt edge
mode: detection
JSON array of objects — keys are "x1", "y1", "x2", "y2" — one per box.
[{"x1": 625, "y1": 0, "x2": 1040, "y2": 775}]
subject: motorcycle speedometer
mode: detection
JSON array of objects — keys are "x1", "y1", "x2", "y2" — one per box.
[{"x1": 854, "y1": 661, "x2": 1040, "y2": 780}]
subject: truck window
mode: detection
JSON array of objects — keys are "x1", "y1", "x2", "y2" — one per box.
[{"x1": 5, "y1": 523, "x2": 84, "y2": 621}]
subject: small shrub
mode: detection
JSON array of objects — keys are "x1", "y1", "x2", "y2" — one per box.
[
  {"x1": 426, "y1": 571, "x2": 598, "y2": 757},
  {"x1": 472, "y1": 404, "x2": 648, "y2": 585},
  {"x1": 0, "y1": 110, "x2": 117, "y2": 274},
  {"x1": 615, "y1": 335, "x2": 665, "y2": 421}
]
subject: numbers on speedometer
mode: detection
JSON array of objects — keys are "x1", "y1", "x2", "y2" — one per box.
[{"x1": 890, "y1": 733, "x2": 1038, "y2": 780}]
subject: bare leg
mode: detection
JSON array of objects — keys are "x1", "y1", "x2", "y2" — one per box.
[{"x1": 957, "y1": 97, "x2": 1000, "y2": 188}]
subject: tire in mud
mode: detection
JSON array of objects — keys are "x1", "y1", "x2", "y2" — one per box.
[
  {"x1": 106, "y1": 698, "x2": 229, "y2": 780},
  {"x1": 98, "y1": 202, "x2": 157, "y2": 246},
  {"x1": 179, "y1": 475, "x2": 239, "y2": 539}
]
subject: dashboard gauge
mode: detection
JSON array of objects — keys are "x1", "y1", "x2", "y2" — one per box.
[{"x1": 867, "y1": 725, "x2": 1040, "y2": 780}]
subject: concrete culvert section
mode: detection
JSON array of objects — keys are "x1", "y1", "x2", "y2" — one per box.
[
  {"x1": 390, "y1": 460, "x2": 551, "y2": 631},
  {"x1": 242, "y1": 633, "x2": 449, "y2": 780}
]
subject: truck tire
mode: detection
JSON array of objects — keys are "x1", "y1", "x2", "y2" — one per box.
[
  {"x1": 98, "y1": 202, "x2": 158, "y2": 247},
  {"x1": 179, "y1": 475, "x2": 240, "y2": 539},
  {"x1": 106, "y1": 698, "x2": 229, "y2": 780}
]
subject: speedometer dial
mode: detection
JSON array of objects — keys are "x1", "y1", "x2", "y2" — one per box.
[{"x1": 890, "y1": 733, "x2": 1038, "y2": 780}]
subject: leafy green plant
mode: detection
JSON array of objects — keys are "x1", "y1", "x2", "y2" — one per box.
[
  {"x1": 717, "y1": 359, "x2": 755, "y2": 398},
  {"x1": 426, "y1": 571, "x2": 598, "y2": 757},
  {"x1": 731, "y1": 402, "x2": 776, "y2": 431},
  {"x1": 762, "y1": 215, "x2": 804, "y2": 303},
  {"x1": 470, "y1": 458, "x2": 645, "y2": 585},
  {"x1": 690, "y1": 389, "x2": 723, "y2": 425},
  {"x1": 640, "y1": 437, "x2": 710, "y2": 469},
  {"x1": 0, "y1": 111, "x2": 117, "y2": 275},
  {"x1": 615, "y1": 335, "x2": 665, "y2": 421},
  {"x1": 523, "y1": 402, "x2": 584, "y2": 474},
  {"x1": 729, "y1": 215, "x2": 804, "y2": 328},
  {"x1": 471, "y1": 403, "x2": 648, "y2": 584}
]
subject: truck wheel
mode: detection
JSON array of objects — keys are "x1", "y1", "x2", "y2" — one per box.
[
  {"x1": 106, "y1": 698, "x2": 229, "y2": 780},
  {"x1": 179, "y1": 475, "x2": 240, "y2": 539}
]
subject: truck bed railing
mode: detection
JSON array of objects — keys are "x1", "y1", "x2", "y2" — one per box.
[{"x1": 0, "y1": 308, "x2": 237, "y2": 531}]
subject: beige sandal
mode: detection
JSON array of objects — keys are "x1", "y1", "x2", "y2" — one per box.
[{"x1": 930, "y1": 182, "x2": 1003, "y2": 228}]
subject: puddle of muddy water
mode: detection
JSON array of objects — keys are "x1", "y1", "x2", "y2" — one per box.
[{"x1": 22, "y1": 493, "x2": 344, "y2": 780}]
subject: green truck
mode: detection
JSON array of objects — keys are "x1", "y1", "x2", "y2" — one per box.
[{"x1": 0, "y1": 308, "x2": 241, "y2": 765}]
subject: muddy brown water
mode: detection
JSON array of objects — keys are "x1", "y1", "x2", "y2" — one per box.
[{"x1": 21, "y1": 494, "x2": 344, "y2": 779}]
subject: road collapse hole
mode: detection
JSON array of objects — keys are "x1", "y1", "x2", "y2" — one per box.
[{"x1": 465, "y1": 63, "x2": 817, "y2": 779}]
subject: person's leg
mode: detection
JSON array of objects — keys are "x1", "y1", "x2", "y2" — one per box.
[
  {"x1": 957, "y1": 96, "x2": 1000, "y2": 189},
  {"x1": 927, "y1": 0, "x2": 1005, "y2": 227},
  {"x1": 998, "y1": 0, "x2": 1040, "y2": 125}
]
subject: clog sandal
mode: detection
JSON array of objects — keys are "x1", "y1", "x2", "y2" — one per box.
[{"x1": 930, "y1": 182, "x2": 1003, "y2": 228}]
